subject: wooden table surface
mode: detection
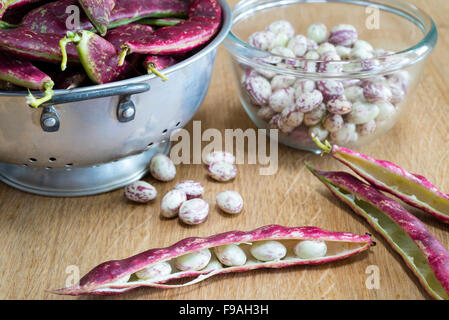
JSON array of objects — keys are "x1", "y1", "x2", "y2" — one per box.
[{"x1": 1, "y1": 0, "x2": 448, "y2": 300}]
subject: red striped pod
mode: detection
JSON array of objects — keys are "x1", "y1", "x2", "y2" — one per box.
[
  {"x1": 104, "y1": 24, "x2": 154, "y2": 51},
  {"x1": 51, "y1": 225, "x2": 372, "y2": 296},
  {"x1": 79, "y1": 0, "x2": 116, "y2": 36},
  {"x1": 118, "y1": 0, "x2": 222, "y2": 65},
  {"x1": 313, "y1": 138, "x2": 449, "y2": 224},
  {"x1": 0, "y1": 52, "x2": 54, "y2": 107},
  {"x1": 0, "y1": 0, "x2": 39, "y2": 19},
  {"x1": 0, "y1": 28, "x2": 79, "y2": 65},
  {"x1": 143, "y1": 55, "x2": 177, "y2": 81},
  {"x1": 306, "y1": 164, "x2": 449, "y2": 300}
]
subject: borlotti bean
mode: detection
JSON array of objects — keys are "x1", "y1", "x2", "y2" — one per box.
[
  {"x1": 294, "y1": 240, "x2": 327, "y2": 259},
  {"x1": 174, "y1": 180, "x2": 204, "y2": 199},
  {"x1": 149, "y1": 154, "x2": 176, "y2": 182},
  {"x1": 135, "y1": 262, "x2": 172, "y2": 280},
  {"x1": 204, "y1": 151, "x2": 235, "y2": 166},
  {"x1": 250, "y1": 241, "x2": 287, "y2": 261},
  {"x1": 178, "y1": 198, "x2": 209, "y2": 225},
  {"x1": 124, "y1": 181, "x2": 157, "y2": 203},
  {"x1": 214, "y1": 244, "x2": 247, "y2": 266},
  {"x1": 161, "y1": 189, "x2": 187, "y2": 218},
  {"x1": 239, "y1": 20, "x2": 410, "y2": 147},
  {"x1": 207, "y1": 162, "x2": 237, "y2": 182},
  {"x1": 216, "y1": 190, "x2": 244, "y2": 214},
  {"x1": 52, "y1": 225, "x2": 373, "y2": 295}
]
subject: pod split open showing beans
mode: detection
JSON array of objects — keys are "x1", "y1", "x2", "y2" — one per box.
[
  {"x1": 313, "y1": 138, "x2": 449, "y2": 224},
  {"x1": 306, "y1": 164, "x2": 449, "y2": 300},
  {"x1": 51, "y1": 225, "x2": 372, "y2": 296},
  {"x1": 118, "y1": 0, "x2": 222, "y2": 64}
]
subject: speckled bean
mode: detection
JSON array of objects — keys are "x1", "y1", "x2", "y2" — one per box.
[
  {"x1": 375, "y1": 100, "x2": 396, "y2": 123},
  {"x1": 357, "y1": 120, "x2": 377, "y2": 136},
  {"x1": 330, "y1": 122, "x2": 356, "y2": 144},
  {"x1": 388, "y1": 82, "x2": 406, "y2": 104},
  {"x1": 269, "y1": 114, "x2": 295, "y2": 134},
  {"x1": 270, "y1": 46, "x2": 295, "y2": 58},
  {"x1": 344, "y1": 86, "x2": 366, "y2": 103},
  {"x1": 178, "y1": 198, "x2": 209, "y2": 225},
  {"x1": 293, "y1": 79, "x2": 315, "y2": 93},
  {"x1": 363, "y1": 82, "x2": 392, "y2": 102},
  {"x1": 326, "y1": 96, "x2": 352, "y2": 115},
  {"x1": 307, "y1": 23, "x2": 328, "y2": 44},
  {"x1": 161, "y1": 189, "x2": 187, "y2": 218},
  {"x1": 271, "y1": 75, "x2": 296, "y2": 91},
  {"x1": 204, "y1": 151, "x2": 235, "y2": 166},
  {"x1": 328, "y1": 24, "x2": 358, "y2": 47},
  {"x1": 281, "y1": 105, "x2": 304, "y2": 127},
  {"x1": 287, "y1": 34, "x2": 308, "y2": 57},
  {"x1": 150, "y1": 154, "x2": 176, "y2": 182},
  {"x1": 135, "y1": 262, "x2": 172, "y2": 280},
  {"x1": 257, "y1": 106, "x2": 276, "y2": 120},
  {"x1": 269, "y1": 87, "x2": 295, "y2": 112},
  {"x1": 316, "y1": 80, "x2": 344, "y2": 101},
  {"x1": 207, "y1": 162, "x2": 237, "y2": 182},
  {"x1": 295, "y1": 89, "x2": 323, "y2": 113},
  {"x1": 216, "y1": 190, "x2": 244, "y2": 214},
  {"x1": 353, "y1": 40, "x2": 374, "y2": 52},
  {"x1": 266, "y1": 20, "x2": 295, "y2": 39},
  {"x1": 303, "y1": 103, "x2": 326, "y2": 126},
  {"x1": 294, "y1": 240, "x2": 327, "y2": 259},
  {"x1": 317, "y1": 42, "x2": 336, "y2": 56},
  {"x1": 124, "y1": 181, "x2": 157, "y2": 203},
  {"x1": 250, "y1": 241, "x2": 287, "y2": 262},
  {"x1": 309, "y1": 125, "x2": 329, "y2": 141},
  {"x1": 335, "y1": 45, "x2": 352, "y2": 59},
  {"x1": 174, "y1": 180, "x2": 204, "y2": 199},
  {"x1": 214, "y1": 244, "x2": 247, "y2": 267},
  {"x1": 346, "y1": 101, "x2": 380, "y2": 124},
  {"x1": 244, "y1": 74, "x2": 272, "y2": 106},
  {"x1": 248, "y1": 31, "x2": 276, "y2": 51},
  {"x1": 323, "y1": 113, "x2": 344, "y2": 132},
  {"x1": 350, "y1": 47, "x2": 374, "y2": 60},
  {"x1": 175, "y1": 249, "x2": 211, "y2": 271}
]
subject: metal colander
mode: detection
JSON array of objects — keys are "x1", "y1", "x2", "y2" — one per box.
[{"x1": 0, "y1": 0, "x2": 231, "y2": 197}]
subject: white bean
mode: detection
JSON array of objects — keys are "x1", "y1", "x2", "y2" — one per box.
[
  {"x1": 270, "y1": 75, "x2": 296, "y2": 91},
  {"x1": 207, "y1": 162, "x2": 237, "y2": 182},
  {"x1": 303, "y1": 103, "x2": 326, "y2": 126},
  {"x1": 135, "y1": 262, "x2": 172, "y2": 280},
  {"x1": 317, "y1": 42, "x2": 336, "y2": 56},
  {"x1": 124, "y1": 181, "x2": 157, "y2": 203},
  {"x1": 266, "y1": 20, "x2": 295, "y2": 39},
  {"x1": 293, "y1": 79, "x2": 315, "y2": 94},
  {"x1": 244, "y1": 74, "x2": 272, "y2": 106},
  {"x1": 280, "y1": 106, "x2": 304, "y2": 127},
  {"x1": 216, "y1": 190, "x2": 244, "y2": 214},
  {"x1": 270, "y1": 46, "x2": 295, "y2": 58},
  {"x1": 309, "y1": 125, "x2": 329, "y2": 141},
  {"x1": 376, "y1": 100, "x2": 396, "y2": 123},
  {"x1": 330, "y1": 123, "x2": 356, "y2": 145},
  {"x1": 178, "y1": 198, "x2": 209, "y2": 225},
  {"x1": 323, "y1": 113, "x2": 344, "y2": 133},
  {"x1": 161, "y1": 189, "x2": 187, "y2": 218},
  {"x1": 357, "y1": 120, "x2": 377, "y2": 136},
  {"x1": 287, "y1": 35, "x2": 308, "y2": 57},
  {"x1": 175, "y1": 249, "x2": 211, "y2": 271},
  {"x1": 328, "y1": 24, "x2": 358, "y2": 47},
  {"x1": 344, "y1": 86, "x2": 366, "y2": 103},
  {"x1": 294, "y1": 240, "x2": 327, "y2": 259},
  {"x1": 257, "y1": 106, "x2": 276, "y2": 120},
  {"x1": 149, "y1": 153, "x2": 176, "y2": 182},
  {"x1": 248, "y1": 31, "x2": 276, "y2": 51},
  {"x1": 214, "y1": 244, "x2": 247, "y2": 267}
]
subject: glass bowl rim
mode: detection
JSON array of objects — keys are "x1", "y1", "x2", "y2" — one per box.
[{"x1": 223, "y1": 0, "x2": 438, "y2": 79}]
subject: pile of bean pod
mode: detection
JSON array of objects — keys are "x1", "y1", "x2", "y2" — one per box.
[
  {"x1": 240, "y1": 20, "x2": 411, "y2": 147},
  {"x1": 0, "y1": 0, "x2": 222, "y2": 107}
]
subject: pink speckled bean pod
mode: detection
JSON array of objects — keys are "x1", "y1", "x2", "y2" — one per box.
[
  {"x1": 51, "y1": 225, "x2": 372, "y2": 295},
  {"x1": 307, "y1": 164, "x2": 449, "y2": 300},
  {"x1": 313, "y1": 140, "x2": 449, "y2": 225}
]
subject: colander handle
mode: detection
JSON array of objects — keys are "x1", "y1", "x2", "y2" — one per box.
[{"x1": 40, "y1": 82, "x2": 150, "y2": 106}]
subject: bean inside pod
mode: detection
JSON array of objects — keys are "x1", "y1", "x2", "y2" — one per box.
[{"x1": 52, "y1": 225, "x2": 372, "y2": 295}]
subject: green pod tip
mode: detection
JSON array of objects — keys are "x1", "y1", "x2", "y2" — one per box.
[
  {"x1": 311, "y1": 135, "x2": 332, "y2": 154},
  {"x1": 26, "y1": 81, "x2": 54, "y2": 108},
  {"x1": 118, "y1": 45, "x2": 129, "y2": 67},
  {"x1": 59, "y1": 31, "x2": 82, "y2": 71},
  {"x1": 147, "y1": 63, "x2": 168, "y2": 81}
]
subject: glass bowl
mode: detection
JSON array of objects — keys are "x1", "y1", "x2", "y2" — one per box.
[{"x1": 223, "y1": 0, "x2": 437, "y2": 153}]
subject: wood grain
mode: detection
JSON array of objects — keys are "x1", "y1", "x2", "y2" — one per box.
[{"x1": 1, "y1": 0, "x2": 448, "y2": 300}]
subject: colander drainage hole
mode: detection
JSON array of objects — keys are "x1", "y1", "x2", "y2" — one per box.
[
  {"x1": 175, "y1": 121, "x2": 181, "y2": 127},
  {"x1": 49, "y1": 157, "x2": 56, "y2": 162},
  {"x1": 162, "y1": 129, "x2": 168, "y2": 135},
  {"x1": 29, "y1": 158, "x2": 37, "y2": 163},
  {"x1": 22, "y1": 164, "x2": 28, "y2": 167},
  {"x1": 65, "y1": 163, "x2": 73, "y2": 168},
  {"x1": 148, "y1": 142, "x2": 154, "y2": 147},
  {"x1": 45, "y1": 167, "x2": 52, "y2": 170}
]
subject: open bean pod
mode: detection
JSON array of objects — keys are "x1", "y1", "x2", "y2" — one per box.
[
  {"x1": 313, "y1": 137, "x2": 449, "y2": 224},
  {"x1": 52, "y1": 225, "x2": 372, "y2": 296},
  {"x1": 306, "y1": 164, "x2": 449, "y2": 300}
]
